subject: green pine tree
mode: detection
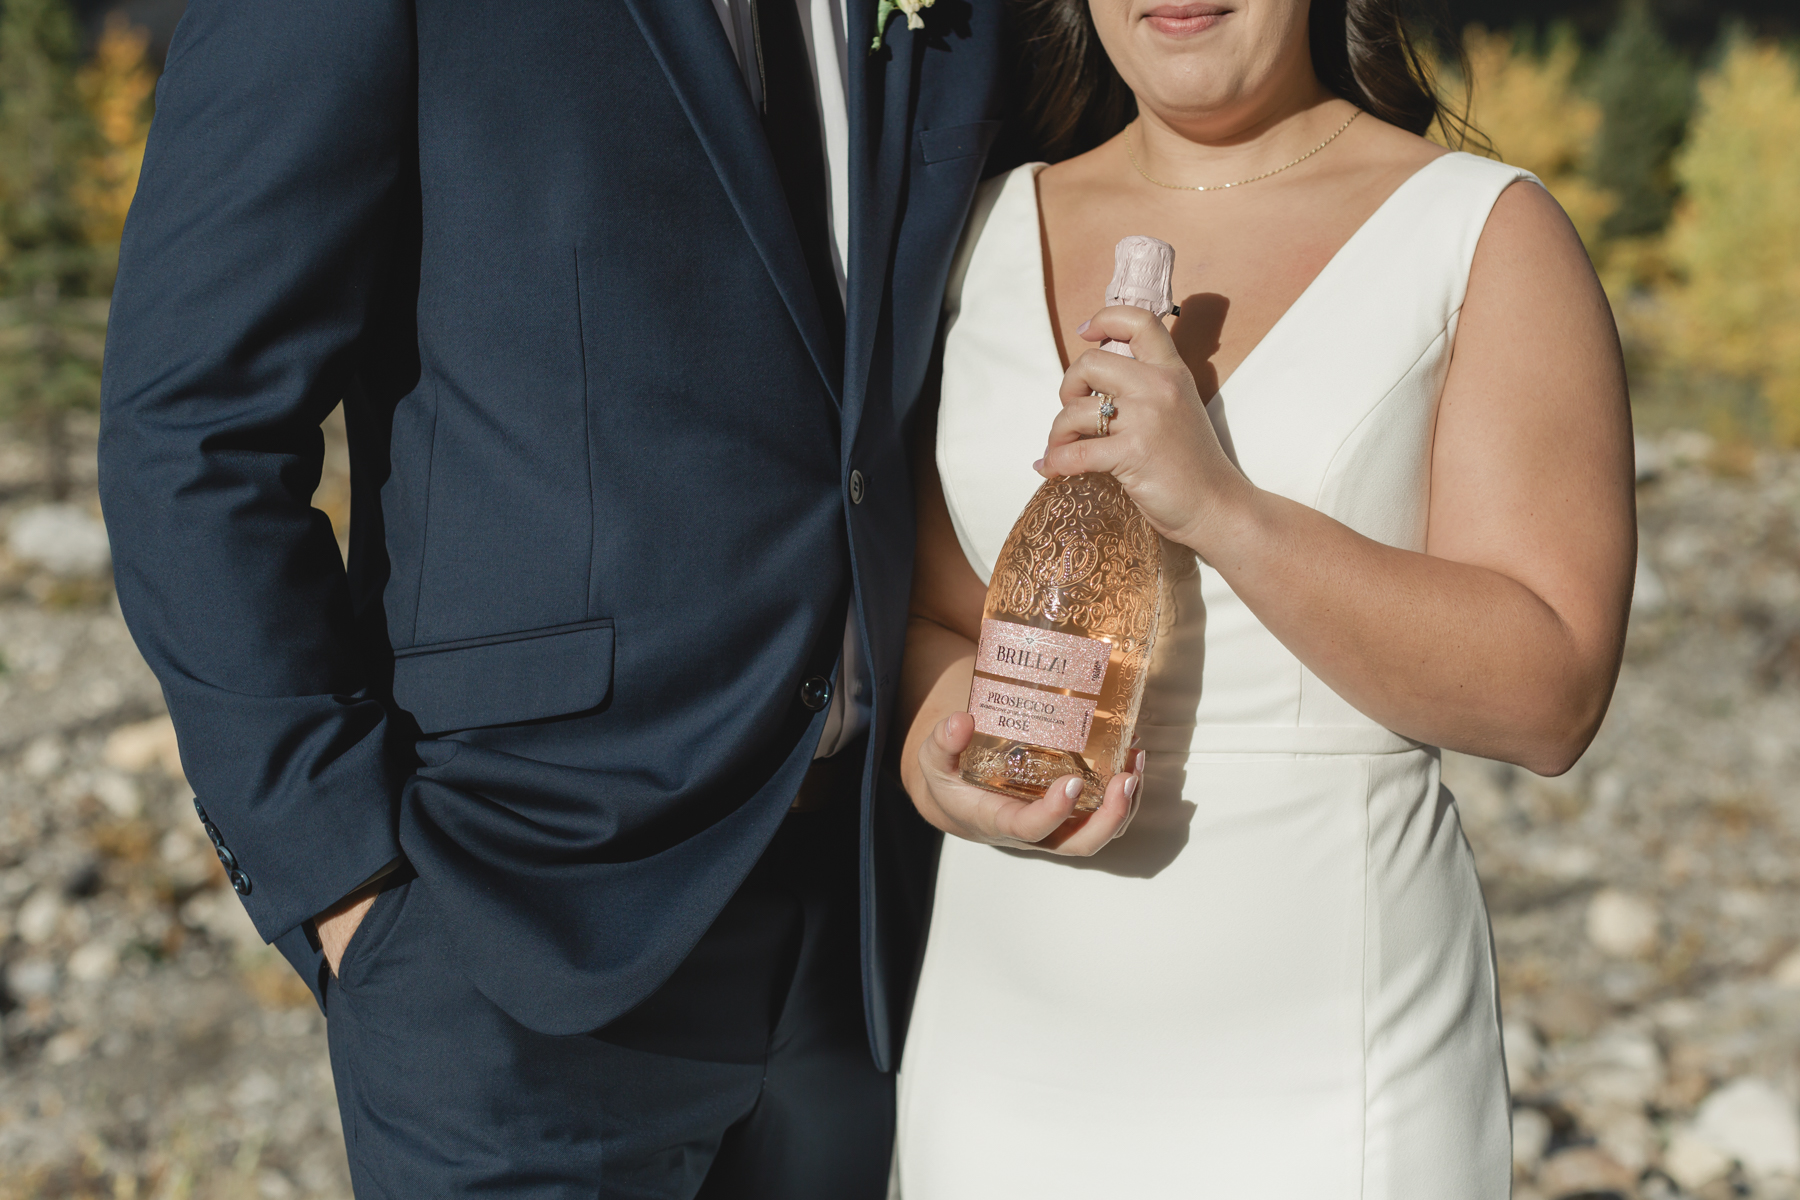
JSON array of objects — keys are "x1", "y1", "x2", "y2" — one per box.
[
  {"x1": 0, "y1": 0, "x2": 109, "y2": 499},
  {"x1": 1588, "y1": 1, "x2": 1694, "y2": 240}
]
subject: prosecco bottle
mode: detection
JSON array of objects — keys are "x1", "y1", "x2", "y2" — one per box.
[{"x1": 959, "y1": 236, "x2": 1173, "y2": 812}]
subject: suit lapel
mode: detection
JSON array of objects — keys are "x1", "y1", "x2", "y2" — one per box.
[
  {"x1": 844, "y1": 0, "x2": 919, "y2": 443},
  {"x1": 620, "y1": 0, "x2": 843, "y2": 404}
]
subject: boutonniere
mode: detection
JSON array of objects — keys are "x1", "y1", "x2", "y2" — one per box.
[{"x1": 870, "y1": 0, "x2": 934, "y2": 52}]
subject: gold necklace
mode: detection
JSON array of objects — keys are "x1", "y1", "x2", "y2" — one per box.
[{"x1": 1126, "y1": 109, "x2": 1361, "y2": 192}]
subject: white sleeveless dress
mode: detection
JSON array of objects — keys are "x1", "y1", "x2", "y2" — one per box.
[{"x1": 896, "y1": 153, "x2": 1532, "y2": 1199}]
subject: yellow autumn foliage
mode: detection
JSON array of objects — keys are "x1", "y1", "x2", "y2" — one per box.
[
  {"x1": 1657, "y1": 41, "x2": 1800, "y2": 444},
  {"x1": 1458, "y1": 27, "x2": 1616, "y2": 252},
  {"x1": 72, "y1": 13, "x2": 153, "y2": 253}
]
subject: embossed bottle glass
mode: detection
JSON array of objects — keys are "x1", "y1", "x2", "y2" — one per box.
[{"x1": 960, "y1": 236, "x2": 1174, "y2": 811}]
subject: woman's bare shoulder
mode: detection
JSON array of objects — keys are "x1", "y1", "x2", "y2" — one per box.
[
  {"x1": 1340, "y1": 113, "x2": 1452, "y2": 181},
  {"x1": 1470, "y1": 177, "x2": 1599, "y2": 299}
]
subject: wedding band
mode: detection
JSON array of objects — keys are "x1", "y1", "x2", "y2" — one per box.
[{"x1": 1095, "y1": 393, "x2": 1118, "y2": 437}]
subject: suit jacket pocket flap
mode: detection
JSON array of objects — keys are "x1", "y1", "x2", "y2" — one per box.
[{"x1": 392, "y1": 619, "x2": 614, "y2": 735}]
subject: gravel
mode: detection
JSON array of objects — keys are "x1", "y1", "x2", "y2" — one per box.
[{"x1": 1, "y1": 418, "x2": 1797, "y2": 1199}]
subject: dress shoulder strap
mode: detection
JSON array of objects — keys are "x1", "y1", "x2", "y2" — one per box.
[{"x1": 1378, "y1": 152, "x2": 1541, "y2": 318}]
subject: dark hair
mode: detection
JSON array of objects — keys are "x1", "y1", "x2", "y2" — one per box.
[{"x1": 1012, "y1": 0, "x2": 1482, "y2": 161}]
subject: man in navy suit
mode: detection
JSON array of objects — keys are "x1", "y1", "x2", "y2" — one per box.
[{"x1": 97, "y1": 0, "x2": 1008, "y2": 1193}]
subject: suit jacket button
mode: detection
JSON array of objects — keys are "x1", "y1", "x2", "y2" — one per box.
[
  {"x1": 230, "y1": 869, "x2": 252, "y2": 896},
  {"x1": 799, "y1": 675, "x2": 832, "y2": 711},
  {"x1": 848, "y1": 469, "x2": 866, "y2": 505},
  {"x1": 215, "y1": 845, "x2": 238, "y2": 871}
]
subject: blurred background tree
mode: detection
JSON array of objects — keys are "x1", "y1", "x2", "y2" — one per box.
[
  {"x1": 0, "y1": 0, "x2": 1796, "y2": 489},
  {"x1": 1426, "y1": 4, "x2": 1800, "y2": 448},
  {"x1": 0, "y1": 0, "x2": 148, "y2": 499},
  {"x1": 1455, "y1": 24, "x2": 1617, "y2": 250},
  {"x1": 1589, "y1": 1, "x2": 1693, "y2": 241},
  {"x1": 1656, "y1": 36, "x2": 1800, "y2": 444},
  {"x1": 75, "y1": 13, "x2": 154, "y2": 264}
]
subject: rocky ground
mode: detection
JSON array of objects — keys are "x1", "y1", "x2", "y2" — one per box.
[
  {"x1": 0, "y1": 417, "x2": 348, "y2": 1200},
  {"x1": 0, "y1": 416, "x2": 1796, "y2": 1199},
  {"x1": 1454, "y1": 429, "x2": 1800, "y2": 1200}
]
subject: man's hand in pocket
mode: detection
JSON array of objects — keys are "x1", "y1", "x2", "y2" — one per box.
[{"x1": 316, "y1": 886, "x2": 381, "y2": 977}]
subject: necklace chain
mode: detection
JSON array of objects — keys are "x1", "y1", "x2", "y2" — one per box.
[{"x1": 1126, "y1": 109, "x2": 1362, "y2": 192}]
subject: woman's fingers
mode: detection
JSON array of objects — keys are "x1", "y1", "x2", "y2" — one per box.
[
  {"x1": 1039, "y1": 428, "x2": 1130, "y2": 480},
  {"x1": 919, "y1": 716, "x2": 1078, "y2": 845},
  {"x1": 1036, "y1": 766, "x2": 1137, "y2": 854},
  {"x1": 989, "y1": 774, "x2": 1086, "y2": 845},
  {"x1": 919, "y1": 713, "x2": 1148, "y2": 856},
  {"x1": 921, "y1": 710, "x2": 975, "y2": 778},
  {"x1": 1038, "y1": 355, "x2": 1169, "y2": 479},
  {"x1": 1057, "y1": 345, "x2": 1173, "y2": 413},
  {"x1": 1114, "y1": 750, "x2": 1146, "y2": 840},
  {"x1": 1076, "y1": 304, "x2": 1185, "y2": 368}
]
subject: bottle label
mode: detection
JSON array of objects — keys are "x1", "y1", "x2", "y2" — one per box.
[
  {"x1": 974, "y1": 620, "x2": 1111, "y2": 692},
  {"x1": 969, "y1": 679, "x2": 1096, "y2": 753},
  {"x1": 968, "y1": 620, "x2": 1112, "y2": 753}
]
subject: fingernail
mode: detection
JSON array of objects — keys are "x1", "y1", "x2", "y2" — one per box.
[
  {"x1": 1076, "y1": 319, "x2": 1090, "y2": 334},
  {"x1": 1032, "y1": 458, "x2": 1045, "y2": 472},
  {"x1": 1063, "y1": 778, "x2": 1083, "y2": 801},
  {"x1": 1124, "y1": 774, "x2": 1140, "y2": 800},
  {"x1": 1137, "y1": 750, "x2": 1148, "y2": 773}
]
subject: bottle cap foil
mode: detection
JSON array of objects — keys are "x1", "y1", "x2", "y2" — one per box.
[{"x1": 1105, "y1": 235, "x2": 1176, "y2": 318}]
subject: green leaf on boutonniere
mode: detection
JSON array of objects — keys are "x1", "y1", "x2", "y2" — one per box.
[{"x1": 870, "y1": 0, "x2": 935, "y2": 52}]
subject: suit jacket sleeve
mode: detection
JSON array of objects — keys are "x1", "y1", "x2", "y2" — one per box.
[{"x1": 97, "y1": 0, "x2": 417, "y2": 942}]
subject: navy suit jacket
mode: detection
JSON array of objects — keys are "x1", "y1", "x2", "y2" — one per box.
[{"x1": 97, "y1": 0, "x2": 1007, "y2": 1069}]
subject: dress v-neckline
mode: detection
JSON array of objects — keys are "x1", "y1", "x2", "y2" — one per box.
[{"x1": 1027, "y1": 151, "x2": 1461, "y2": 400}]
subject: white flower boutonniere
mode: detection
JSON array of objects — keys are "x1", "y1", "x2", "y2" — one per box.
[{"x1": 870, "y1": 0, "x2": 934, "y2": 52}]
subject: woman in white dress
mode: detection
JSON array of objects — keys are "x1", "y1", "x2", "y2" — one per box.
[{"x1": 893, "y1": 0, "x2": 1635, "y2": 1196}]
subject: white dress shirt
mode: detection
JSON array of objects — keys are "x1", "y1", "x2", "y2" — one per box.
[{"x1": 710, "y1": 0, "x2": 868, "y2": 759}]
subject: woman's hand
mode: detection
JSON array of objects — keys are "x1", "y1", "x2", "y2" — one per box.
[
  {"x1": 913, "y1": 710, "x2": 1144, "y2": 856},
  {"x1": 1038, "y1": 305, "x2": 1253, "y2": 555}
]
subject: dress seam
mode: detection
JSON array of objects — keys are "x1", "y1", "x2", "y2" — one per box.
[{"x1": 1358, "y1": 758, "x2": 1374, "y2": 1200}]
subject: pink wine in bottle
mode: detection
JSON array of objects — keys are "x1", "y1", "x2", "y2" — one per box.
[{"x1": 959, "y1": 235, "x2": 1174, "y2": 812}]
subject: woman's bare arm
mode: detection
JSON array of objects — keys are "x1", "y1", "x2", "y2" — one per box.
[
  {"x1": 895, "y1": 439, "x2": 984, "y2": 806},
  {"x1": 1041, "y1": 182, "x2": 1635, "y2": 775}
]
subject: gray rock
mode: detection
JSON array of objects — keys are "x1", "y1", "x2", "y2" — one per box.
[
  {"x1": 7, "y1": 504, "x2": 110, "y2": 578},
  {"x1": 15, "y1": 888, "x2": 63, "y2": 946},
  {"x1": 20, "y1": 734, "x2": 64, "y2": 780},
  {"x1": 1666, "y1": 1125, "x2": 1734, "y2": 1190},
  {"x1": 1567, "y1": 1029, "x2": 1664, "y2": 1112},
  {"x1": 5, "y1": 956, "x2": 58, "y2": 1000},
  {"x1": 1595, "y1": 1109, "x2": 1657, "y2": 1171},
  {"x1": 67, "y1": 939, "x2": 118, "y2": 983},
  {"x1": 1586, "y1": 889, "x2": 1660, "y2": 959},
  {"x1": 1633, "y1": 554, "x2": 1669, "y2": 613},
  {"x1": 1504, "y1": 1017, "x2": 1543, "y2": 1085},
  {"x1": 1773, "y1": 949, "x2": 1800, "y2": 989},
  {"x1": 1513, "y1": 1105, "x2": 1553, "y2": 1170},
  {"x1": 1694, "y1": 1078, "x2": 1800, "y2": 1179}
]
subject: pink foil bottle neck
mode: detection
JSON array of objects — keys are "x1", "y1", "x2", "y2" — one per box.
[{"x1": 1100, "y1": 234, "x2": 1176, "y2": 358}]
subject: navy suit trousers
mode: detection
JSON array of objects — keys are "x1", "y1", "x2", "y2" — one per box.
[{"x1": 322, "y1": 794, "x2": 889, "y2": 1198}]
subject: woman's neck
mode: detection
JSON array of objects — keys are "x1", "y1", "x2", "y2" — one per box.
[{"x1": 1129, "y1": 83, "x2": 1350, "y2": 189}]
